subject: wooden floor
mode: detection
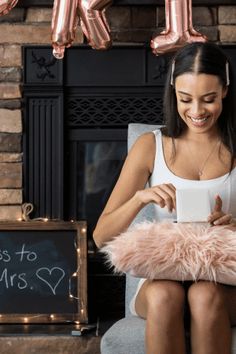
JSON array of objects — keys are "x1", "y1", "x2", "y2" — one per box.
[{"x1": 0, "y1": 322, "x2": 115, "y2": 354}]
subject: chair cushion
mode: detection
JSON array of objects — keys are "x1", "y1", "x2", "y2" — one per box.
[
  {"x1": 101, "y1": 317, "x2": 145, "y2": 354},
  {"x1": 101, "y1": 317, "x2": 236, "y2": 354}
]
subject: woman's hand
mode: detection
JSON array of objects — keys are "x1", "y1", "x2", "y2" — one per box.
[
  {"x1": 207, "y1": 195, "x2": 232, "y2": 225},
  {"x1": 135, "y1": 183, "x2": 176, "y2": 213}
]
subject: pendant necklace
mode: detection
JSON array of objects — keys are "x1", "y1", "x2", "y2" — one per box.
[{"x1": 186, "y1": 139, "x2": 220, "y2": 177}]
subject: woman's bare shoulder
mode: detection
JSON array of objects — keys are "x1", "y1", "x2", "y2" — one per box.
[
  {"x1": 128, "y1": 132, "x2": 156, "y2": 172},
  {"x1": 130, "y1": 131, "x2": 156, "y2": 151}
]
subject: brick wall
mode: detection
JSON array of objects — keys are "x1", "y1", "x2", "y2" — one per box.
[{"x1": 0, "y1": 4, "x2": 235, "y2": 220}]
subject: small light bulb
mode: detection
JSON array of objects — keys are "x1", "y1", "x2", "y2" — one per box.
[{"x1": 43, "y1": 218, "x2": 48, "y2": 222}]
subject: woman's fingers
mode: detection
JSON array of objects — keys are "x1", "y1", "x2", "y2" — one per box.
[
  {"x1": 211, "y1": 213, "x2": 232, "y2": 226},
  {"x1": 213, "y1": 194, "x2": 222, "y2": 212},
  {"x1": 152, "y1": 184, "x2": 176, "y2": 212},
  {"x1": 208, "y1": 194, "x2": 232, "y2": 225},
  {"x1": 136, "y1": 183, "x2": 176, "y2": 212}
]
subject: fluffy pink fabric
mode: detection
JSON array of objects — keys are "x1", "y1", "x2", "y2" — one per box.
[{"x1": 101, "y1": 221, "x2": 236, "y2": 285}]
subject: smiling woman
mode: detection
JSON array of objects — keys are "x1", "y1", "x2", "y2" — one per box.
[
  {"x1": 175, "y1": 74, "x2": 227, "y2": 129},
  {"x1": 94, "y1": 42, "x2": 236, "y2": 354},
  {"x1": 163, "y1": 42, "x2": 235, "y2": 181}
]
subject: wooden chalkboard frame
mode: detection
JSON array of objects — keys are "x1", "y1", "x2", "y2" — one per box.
[{"x1": 0, "y1": 221, "x2": 87, "y2": 324}]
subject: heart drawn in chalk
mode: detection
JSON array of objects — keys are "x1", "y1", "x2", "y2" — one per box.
[{"x1": 36, "y1": 267, "x2": 65, "y2": 295}]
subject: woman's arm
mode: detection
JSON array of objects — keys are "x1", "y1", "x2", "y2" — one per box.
[{"x1": 93, "y1": 133, "x2": 176, "y2": 248}]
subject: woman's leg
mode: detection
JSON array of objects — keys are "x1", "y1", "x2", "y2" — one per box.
[
  {"x1": 188, "y1": 281, "x2": 232, "y2": 354},
  {"x1": 223, "y1": 284, "x2": 236, "y2": 325},
  {"x1": 135, "y1": 279, "x2": 186, "y2": 354}
]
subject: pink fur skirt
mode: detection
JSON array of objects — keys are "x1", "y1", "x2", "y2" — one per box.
[{"x1": 101, "y1": 221, "x2": 236, "y2": 285}]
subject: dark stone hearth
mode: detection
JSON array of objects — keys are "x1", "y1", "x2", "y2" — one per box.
[{"x1": 0, "y1": 335, "x2": 101, "y2": 354}]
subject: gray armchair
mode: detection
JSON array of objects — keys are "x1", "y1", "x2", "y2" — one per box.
[{"x1": 101, "y1": 123, "x2": 236, "y2": 354}]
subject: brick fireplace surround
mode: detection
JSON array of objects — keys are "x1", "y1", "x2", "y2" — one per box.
[{"x1": 0, "y1": 3, "x2": 236, "y2": 219}]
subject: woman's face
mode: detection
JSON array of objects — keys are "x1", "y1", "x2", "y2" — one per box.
[{"x1": 175, "y1": 73, "x2": 227, "y2": 134}]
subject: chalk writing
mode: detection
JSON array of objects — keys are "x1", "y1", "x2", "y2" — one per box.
[
  {"x1": 15, "y1": 243, "x2": 37, "y2": 262},
  {"x1": 0, "y1": 250, "x2": 11, "y2": 262},
  {"x1": 0, "y1": 268, "x2": 27, "y2": 289},
  {"x1": 36, "y1": 267, "x2": 66, "y2": 295},
  {"x1": 0, "y1": 244, "x2": 66, "y2": 295}
]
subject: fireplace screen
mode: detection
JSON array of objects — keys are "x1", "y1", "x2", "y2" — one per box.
[{"x1": 64, "y1": 129, "x2": 127, "y2": 250}]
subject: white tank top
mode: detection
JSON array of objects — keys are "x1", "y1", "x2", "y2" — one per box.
[{"x1": 149, "y1": 129, "x2": 236, "y2": 221}]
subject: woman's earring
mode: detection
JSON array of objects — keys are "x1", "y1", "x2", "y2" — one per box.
[{"x1": 170, "y1": 60, "x2": 175, "y2": 86}]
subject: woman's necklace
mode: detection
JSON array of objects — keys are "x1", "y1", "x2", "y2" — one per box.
[{"x1": 186, "y1": 139, "x2": 220, "y2": 177}]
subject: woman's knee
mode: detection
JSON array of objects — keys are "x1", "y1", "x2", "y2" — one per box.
[
  {"x1": 145, "y1": 280, "x2": 185, "y2": 315},
  {"x1": 188, "y1": 281, "x2": 225, "y2": 319}
]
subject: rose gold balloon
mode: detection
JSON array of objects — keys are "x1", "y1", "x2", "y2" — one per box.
[
  {"x1": 151, "y1": 0, "x2": 207, "y2": 55},
  {"x1": 51, "y1": 0, "x2": 78, "y2": 59},
  {"x1": 78, "y1": 0, "x2": 112, "y2": 50},
  {"x1": 0, "y1": 0, "x2": 18, "y2": 16}
]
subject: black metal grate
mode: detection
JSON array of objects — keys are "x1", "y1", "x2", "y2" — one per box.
[{"x1": 66, "y1": 95, "x2": 164, "y2": 128}]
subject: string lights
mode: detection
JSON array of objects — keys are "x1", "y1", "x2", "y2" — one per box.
[{"x1": 4, "y1": 203, "x2": 87, "y2": 324}]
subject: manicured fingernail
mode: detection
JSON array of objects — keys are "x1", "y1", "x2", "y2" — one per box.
[{"x1": 213, "y1": 220, "x2": 219, "y2": 225}]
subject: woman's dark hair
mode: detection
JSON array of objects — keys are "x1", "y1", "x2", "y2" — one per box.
[{"x1": 162, "y1": 41, "x2": 236, "y2": 163}]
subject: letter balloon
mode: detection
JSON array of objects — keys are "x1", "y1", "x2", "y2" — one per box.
[
  {"x1": 78, "y1": 0, "x2": 112, "y2": 50},
  {"x1": 51, "y1": 0, "x2": 79, "y2": 59},
  {"x1": 0, "y1": 0, "x2": 18, "y2": 16},
  {"x1": 151, "y1": 0, "x2": 207, "y2": 55}
]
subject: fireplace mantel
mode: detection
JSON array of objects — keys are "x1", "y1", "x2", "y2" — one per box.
[{"x1": 18, "y1": 0, "x2": 236, "y2": 7}]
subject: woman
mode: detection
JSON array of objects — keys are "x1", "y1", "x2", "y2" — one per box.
[{"x1": 93, "y1": 42, "x2": 236, "y2": 354}]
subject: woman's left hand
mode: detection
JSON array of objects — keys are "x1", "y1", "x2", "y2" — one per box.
[{"x1": 207, "y1": 195, "x2": 232, "y2": 225}]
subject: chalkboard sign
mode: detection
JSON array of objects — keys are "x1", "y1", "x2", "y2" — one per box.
[{"x1": 0, "y1": 221, "x2": 87, "y2": 324}]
